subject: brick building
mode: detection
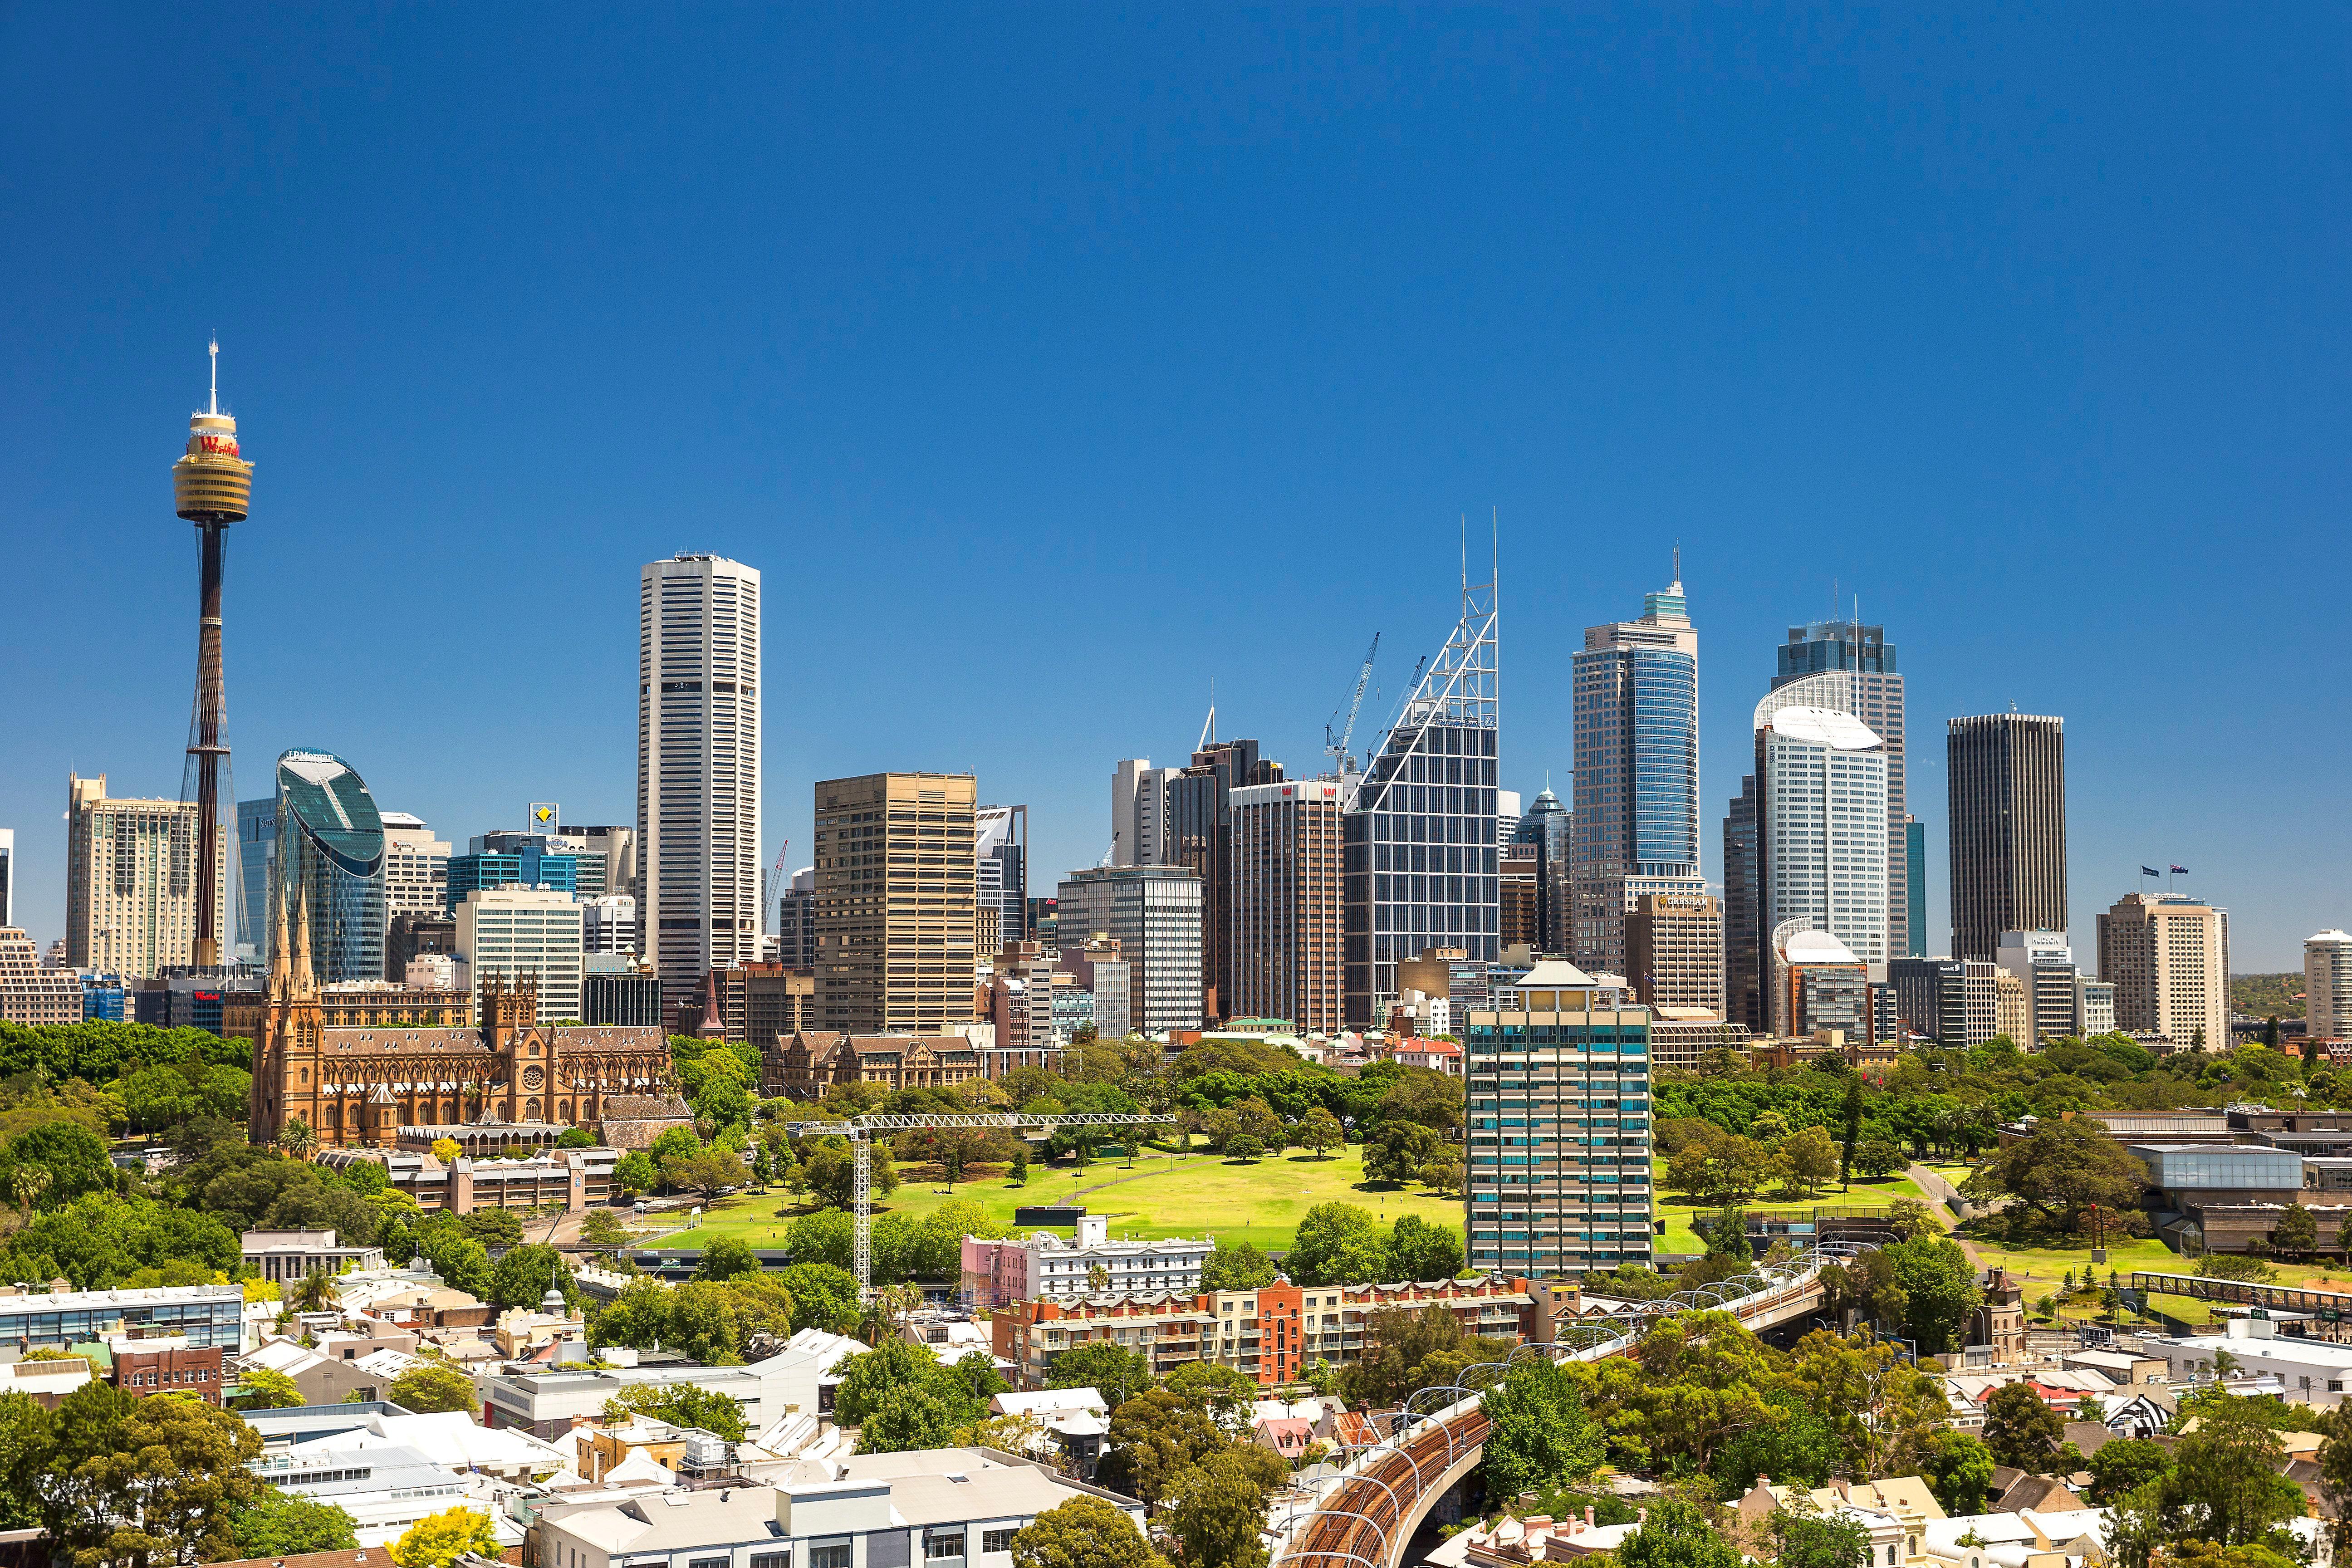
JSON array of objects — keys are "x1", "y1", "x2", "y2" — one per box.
[
  {"x1": 111, "y1": 1338, "x2": 226, "y2": 1405},
  {"x1": 760, "y1": 1031, "x2": 984, "y2": 1097}
]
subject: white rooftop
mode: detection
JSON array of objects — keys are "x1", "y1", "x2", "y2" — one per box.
[
  {"x1": 1781, "y1": 928, "x2": 1861, "y2": 965},
  {"x1": 1511, "y1": 960, "x2": 1597, "y2": 989},
  {"x1": 1768, "y1": 705, "x2": 1883, "y2": 750}
]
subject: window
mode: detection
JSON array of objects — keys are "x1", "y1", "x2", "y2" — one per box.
[
  {"x1": 981, "y1": 1534, "x2": 1017, "y2": 1556},
  {"x1": 811, "y1": 1548, "x2": 853, "y2": 1568},
  {"x1": 752, "y1": 1554, "x2": 789, "y2": 1568},
  {"x1": 926, "y1": 1535, "x2": 966, "y2": 1561},
  {"x1": 690, "y1": 1558, "x2": 730, "y2": 1568}
]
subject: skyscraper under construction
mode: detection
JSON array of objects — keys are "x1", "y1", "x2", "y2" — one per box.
[{"x1": 172, "y1": 343, "x2": 253, "y2": 968}]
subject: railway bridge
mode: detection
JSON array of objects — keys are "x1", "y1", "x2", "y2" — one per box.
[{"x1": 1276, "y1": 1247, "x2": 1866, "y2": 1568}]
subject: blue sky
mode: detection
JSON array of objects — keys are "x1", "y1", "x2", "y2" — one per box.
[{"x1": 5, "y1": 6, "x2": 2347, "y2": 970}]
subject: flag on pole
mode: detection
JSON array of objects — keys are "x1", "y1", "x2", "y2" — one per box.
[
  {"x1": 2141, "y1": 867, "x2": 2161, "y2": 877},
  {"x1": 2170, "y1": 864, "x2": 2189, "y2": 874}
]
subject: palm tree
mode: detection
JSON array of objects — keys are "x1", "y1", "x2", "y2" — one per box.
[
  {"x1": 286, "y1": 1268, "x2": 337, "y2": 1314},
  {"x1": 7, "y1": 1166, "x2": 50, "y2": 1218},
  {"x1": 277, "y1": 1118, "x2": 318, "y2": 1161}
]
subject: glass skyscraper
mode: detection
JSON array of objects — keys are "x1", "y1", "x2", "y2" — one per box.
[
  {"x1": 235, "y1": 796, "x2": 277, "y2": 964},
  {"x1": 1570, "y1": 578, "x2": 1702, "y2": 979},
  {"x1": 274, "y1": 750, "x2": 387, "y2": 985},
  {"x1": 1772, "y1": 620, "x2": 1908, "y2": 959},
  {"x1": 1342, "y1": 582, "x2": 1499, "y2": 1028}
]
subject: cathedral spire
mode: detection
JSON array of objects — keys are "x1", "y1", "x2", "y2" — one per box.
[{"x1": 290, "y1": 876, "x2": 317, "y2": 998}]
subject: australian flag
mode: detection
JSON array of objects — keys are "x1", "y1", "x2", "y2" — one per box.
[
  {"x1": 2171, "y1": 864, "x2": 2190, "y2": 875},
  {"x1": 2141, "y1": 867, "x2": 2161, "y2": 877}
]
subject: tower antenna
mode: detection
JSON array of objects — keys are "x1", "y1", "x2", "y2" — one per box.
[
  {"x1": 174, "y1": 340, "x2": 254, "y2": 969},
  {"x1": 208, "y1": 337, "x2": 219, "y2": 416}
]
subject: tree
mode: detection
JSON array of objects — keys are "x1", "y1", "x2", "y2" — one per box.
[
  {"x1": 1297, "y1": 1108, "x2": 1344, "y2": 1159},
  {"x1": 386, "y1": 1363, "x2": 480, "y2": 1416},
  {"x1": 1385, "y1": 1215, "x2": 1464, "y2": 1281},
  {"x1": 2315, "y1": 1405, "x2": 2352, "y2": 1566},
  {"x1": 431, "y1": 1137, "x2": 461, "y2": 1162},
  {"x1": 600, "y1": 1381, "x2": 749, "y2": 1441},
  {"x1": 859, "y1": 1385, "x2": 959, "y2": 1453},
  {"x1": 1882, "y1": 1236, "x2": 1982, "y2": 1353},
  {"x1": 662, "y1": 1146, "x2": 751, "y2": 1202},
  {"x1": 44, "y1": 1382, "x2": 265, "y2": 1568},
  {"x1": 0, "y1": 1122, "x2": 114, "y2": 1210},
  {"x1": 581, "y1": 1209, "x2": 632, "y2": 1248},
  {"x1": 1839, "y1": 1074, "x2": 1864, "y2": 1191},
  {"x1": 778, "y1": 1263, "x2": 861, "y2": 1333},
  {"x1": 231, "y1": 1488, "x2": 361, "y2": 1556},
  {"x1": 233, "y1": 1366, "x2": 308, "y2": 1411},
  {"x1": 1199, "y1": 1241, "x2": 1278, "y2": 1293},
  {"x1": 697, "y1": 1236, "x2": 763, "y2": 1282},
  {"x1": 277, "y1": 1118, "x2": 319, "y2": 1160},
  {"x1": 2086, "y1": 1437, "x2": 2175, "y2": 1505},
  {"x1": 1362, "y1": 1121, "x2": 1445, "y2": 1186},
  {"x1": 1165, "y1": 1448, "x2": 1285, "y2": 1568},
  {"x1": 390, "y1": 1505, "x2": 501, "y2": 1568},
  {"x1": 1098, "y1": 1388, "x2": 1228, "y2": 1506},
  {"x1": 1010, "y1": 1495, "x2": 1170, "y2": 1568},
  {"x1": 1481, "y1": 1354, "x2": 1604, "y2": 1496},
  {"x1": 1048, "y1": 1341, "x2": 1152, "y2": 1406},
  {"x1": 1617, "y1": 1499, "x2": 1742, "y2": 1568},
  {"x1": 1779, "y1": 1125, "x2": 1841, "y2": 1197},
  {"x1": 1163, "y1": 1361, "x2": 1259, "y2": 1416},
  {"x1": 2272, "y1": 1202, "x2": 2318, "y2": 1259},
  {"x1": 1376, "y1": 1068, "x2": 1465, "y2": 1133},
  {"x1": 1287, "y1": 1202, "x2": 1388, "y2": 1286},
  {"x1": 1965, "y1": 1119, "x2": 2147, "y2": 1232},
  {"x1": 834, "y1": 1339, "x2": 954, "y2": 1426},
  {"x1": 1983, "y1": 1382, "x2": 2065, "y2": 1472},
  {"x1": 489, "y1": 1244, "x2": 572, "y2": 1310},
  {"x1": 1922, "y1": 1430, "x2": 1997, "y2": 1516},
  {"x1": 1224, "y1": 1136, "x2": 1264, "y2": 1163},
  {"x1": 1764, "y1": 1496, "x2": 1871, "y2": 1568},
  {"x1": 1851, "y1": 1140, "x2": 1908, "y2": 1180},
  {"x1": 614, "y1": 1149, "x2": 658, "y2": 1197},
  {"x1": 2166, "y1": 1395, "x2": 2307, "y2": 1549}
]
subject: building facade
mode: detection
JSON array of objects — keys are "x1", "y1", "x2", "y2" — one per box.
[
  {"x1": 1887, "y1": 956, "x2": 1999, "y2": 1047},
  {"x1": 2098, "y1": 892, "x2": 2231, "y2": 1050},
  {"x1": 1054, "y1": 865, "x2": 1204, "y2": 1034},
  {"x1": 1343, "y1": 584, "x2": 1501, "y2": 1028},
  {"x1": 761, "y1": 1032, "x2": 985, "y2": 1097},
  {"x1": 0, "y1": 926, "x2": 83, "y2": 1025},
  {"x1": 774, "y1": 867, "x2": 817, "y2": 968},
  {"x1": 454, "y1": 887, "x2": 584, "y2": 1026},
  {"x1": 0, "y1": 827, "x2": 12, "y2": 927},
  {"x1": 1513, "y1": 786, "x2": 1571, "y2": 957},
  {"x1": 1753, "y1": 682, "x2": 1890, "y2": 999},
  {"x1": 814, "y1": 772, "x2": 978, "y2": 1035},
  {"x1": 1995, "y1": 929, "x2": 2079, "y2": 1044},
  {"x1": 638, "y1": 553, "x2": 762, "y2": 1009},
  {"x1": 582, "y1": 894, "x2": 638, "y2": 956},
  {"x1": 583, "y1": 957, "x2": 664, "y2": 1027},
  {"x1": 1464, "y1": 961, "x2": 1652, "y2": 1277},
  {"x1": 272, "y1": 750, "x2": 389, "y2": 987},
  {"x1": 1947, "y1": 714, "x2": 2067, "y2": 962},
  {"x1": 1771, "y1": 621, "x2": 1908, "y2": 959},
  {"x1": 1570, "y1": 578, "x2": 1702, "y2": 978},
  {"x1": 1227, "y1": 780, "x2": 1343, "y2": 1034},
  {"x1": 1625, "y1": 891, "x2": 1724, "y2": 1014},
  {"x1": 961, "y1": 1217, "x2": 1214, "y2": 1307},
  {"x1": 1059, "y1": 938, "x2": 1131, "y2": 1038},
  {"x1": 1721, "y1": 774, "x2": 1761, "y2": 1030},
  {"x1": 378, "y1": 813, "x2": 450, "y2": 950},
  {"x1": 65, "y1": 774, "x2": 220, "y2": 979},
  {"x1": 977, "y1": 805, "x2": 1028, "y2": 947},
  {"x1": 2308, "y1": 930, "x2": 2352, "y2": 1044}
]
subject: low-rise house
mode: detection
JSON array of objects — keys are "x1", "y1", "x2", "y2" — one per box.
[
  {"x1": 1919, "y1": 1507, "x2": 2108, "y2": 1568},
  {"x1": 0, "y1": 1354, "x2": 93, "y2": 1407},
  {"x1": 1254, "y1": 1418, "x2": 1314, "y2": 1462},
  {"x1": 578, "y1": 1419, "x2": 737, "y2": 1484},
  {"x1": 1737, "y1": 1477, "x2": 1945, "y2": 1565},
  {"x1": 482, "y1": 1328, "x2": 863, "y2": 1439},
  {"x1": 307, "y1": 1408, "x2": 571, "y2": 1483},
  {"x1": 244, "y1": 1336, "x2": 415, "y2": 1408},
  {"x1": 247, "y1": 1441, "x2": 505, "y2": 1548},
  {"x1": 987, "y1": 1388, "x2": 1111, "y2": 1478},
  {"x1": 960, "y1": 1216, "x2": 1214, "y2": 1308},
  {"x1": 1436, "y1": 1509, "x2": 1642, "y2": 1565},
  {"x1": 108, "y1": 1334, "x2": 226, "y2": 1404}
]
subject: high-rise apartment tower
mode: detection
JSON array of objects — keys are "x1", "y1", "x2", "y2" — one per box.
[
  {"x1": 1947, "y1": 714, "x2": 2067, "y2": 962},
  {"x1": 638, "y1": 554, "x2": 762, "y2": 1006},
  {"x1": 65, "y1": 775, "x2": 219, "y2": 979},
  {"x1": 2307, "y1": 930, "x2": 2352, "y2": 1044},
  {"x1": 2097, "y1": 892, "x2": 2230, "y2": 1050},
  {"x1": 1571, "y1": 576, "x2": 1702, "y2": 978}
]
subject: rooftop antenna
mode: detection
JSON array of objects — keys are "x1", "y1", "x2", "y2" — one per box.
[
  {"x1": 1673, "y1": 539, "x2": 1681, "y2": 586},
  {"x1": 1198, "y1": 679, "x2": 1216, "y2": 753},
  {"x1": 208, "y1": 337, "x2": 219, "y2": 416},
  {"x1": 1460, "y1": 514, "x2": 1469, "y2": 593}
]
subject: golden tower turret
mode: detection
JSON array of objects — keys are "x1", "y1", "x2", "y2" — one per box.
[{"x1": 173, "y1": 342, "x2": 254, "y2": 521}]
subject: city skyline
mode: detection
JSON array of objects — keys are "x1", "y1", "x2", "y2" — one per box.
[{"x1": 8, "y1": 9, "x2": 2349, "y2": 971}]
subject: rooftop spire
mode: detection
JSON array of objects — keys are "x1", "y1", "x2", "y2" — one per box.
[{"x1": 208, "y1": 338, "x2": 219, "y2": 416}]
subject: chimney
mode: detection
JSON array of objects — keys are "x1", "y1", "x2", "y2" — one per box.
[{"x1": 1583, "y1": 1506, "x2": 1595, "y2": 1534}]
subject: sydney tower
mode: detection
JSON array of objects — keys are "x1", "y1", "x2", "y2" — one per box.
[{"x1": 172, "y1": 342, "x2": 253, "y2": 968}]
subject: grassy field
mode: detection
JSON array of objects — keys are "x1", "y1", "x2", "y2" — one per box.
[
  {"x1": 1651, "y1": 1157, "x2": 1926, "y2": 1255},
  {"x1": 653, "y1": 1144, "x2": 1463, "y2": 1252}
]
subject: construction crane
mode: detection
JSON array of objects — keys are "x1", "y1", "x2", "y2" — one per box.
[
  {"x1": 781, "y1": 1110, "x2": 1180, "y2": 1297},
  {"x1": 1324, "y1": 632, "x2": 1380, "y2": 774},
  {"x1": 762, "y1": 839, "x2": 791, "y2": 934}
]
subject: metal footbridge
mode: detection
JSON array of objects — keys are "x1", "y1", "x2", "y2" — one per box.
[{"x1": 1277, "y1": 1244, "x2": 1867, "y2": 1568}]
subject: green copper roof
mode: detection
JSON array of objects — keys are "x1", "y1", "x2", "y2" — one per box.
[{"x1": 277, "y1": 749, "x2": 385, "y2": 876}]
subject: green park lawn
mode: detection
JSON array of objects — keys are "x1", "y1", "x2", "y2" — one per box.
[
  {"x1": 655, "y1": 1143, "x2": 1463, "y2": 1254},
  {"x1": 1650, "y1": 1156, "x2": 1925, "y2": 1256}
]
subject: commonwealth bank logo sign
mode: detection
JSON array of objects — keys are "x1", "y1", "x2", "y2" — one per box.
[{"x1": 530, "y1": 802, "x2": 559, "y2": 829}]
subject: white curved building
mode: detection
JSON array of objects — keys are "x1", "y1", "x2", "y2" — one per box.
[
  {"x1": 2311, "y1": 929, "x2": 2352, "y2": 1043},
  {"x1": 1752, "y1": 681, "x2": 1891, "y2": 994}
]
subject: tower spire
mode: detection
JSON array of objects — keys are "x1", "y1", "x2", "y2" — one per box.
[
  {"x1": 175, "y1": 341, "x2": 253, "y2": 968},
  {"x1": 208, "y1": 338, "x2": 219, "y2": 417}
]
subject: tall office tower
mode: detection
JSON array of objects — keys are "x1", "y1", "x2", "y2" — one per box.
[
  {"x1": 378, "y1": 813, "x2": 450, "y2": 977},
  {"x1": 1887, "y1": 956, "x2": 1999, "y2": 1047},
  {"x1": 775, "y1": 867, "x2": 818, "y2": 967},
  {"x1": 1112, "y1": 761, "x2": 1182, "y2": 866},
  {"x1": 977, "y1": 805, "x2": 1029, "y2": 945},
  {"x1": 1513, "y1": 787, "x2": 1571, "y2": 956},
  {"x1": 583, "y1": 895, "x2": 640, "y2": 955},
  {"x1": 1626, "y1": 892, "x2": 1725, "y2": 1013},
  {"x1": 1721, "y1": 776, "x2": 1761, "y2": 1029},
  {"x1": 1054, "y1": 865, "x2": 1205, "y2": 1034},
  {"x1": 1751, "y1": 676, "x2": 1891, "y2": 1014},
  {"x1": 65, "y1": 775, "x2": 218, "y2": 979},
  {"x1": 2098, "y1": 892, "x2": 2230, "y2": 1049},
  {"x1": 172, "y1": 343, "x2": 253, "y2": 968},
  {"x1": 1904, "y1": 818, "x2": 1927, "y2": 957},
  {"x1": 453, "y1": 887, "x2": 583, "y2": 1026},
  {"x1": 1995, "y1": 930, "x2": 2079, "y2": 1044},
  {"x1": 446, "y1": 846, "x2": 580, "y2": 910},
  {"x1": 1495, "y1": 789, "x2": 1523, "y2": 848},
  {"x1": 1772, "y1": 620, "x2": 1907, "y2": 959},
  {"x1": 1571, "y1": 576, "x2": 1703, "y2": 978},
  {"x1": 1499, "y1": 840, "x2": 1540, "y2": 950},
  {"x1": 272, "y1": 750, "x2": 388, "y2": 985},
  {"x1": 1228, "y1": 780, "x2": 1343, "y2": 1033},
  {"x1": 1343, "y1": 578, "x2": 1500, "y2": 1028},
  {"x1": 1167, "y1": 739, "x2": 1285, "y2": 1019},
  {"x1": 813, "y1": 772, "x2": 977, "y2": 1034},
  {"x1": 638, "y1": 554, "x2": 761, "y2": 1008},
  {"x1": 559, "y1": 825, "x2": 639, "y2": 904},
  {"x1": 2310, "y1": 931, "x2": 2352, "y2": 1043},
  {"x1": 1772, "y1": 928, "x2": 1872, "y2": 1042},
  {"x1": 1464, "y1": 963, "x2": 1652, "y2": 1277},
  {"x1": 471, "y1": 829, "x2": 604, "y2": 898},
  {"x1": 0, "y1": 828, "x2": 12, "y2": 926},
  {"x1": 1946, "y1": 714, "x2": 2068, "y2": 962}
]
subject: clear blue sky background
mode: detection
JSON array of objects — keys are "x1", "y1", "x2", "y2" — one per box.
[{"x1": 5, "y1": 7, "x2": 2345, "y2": 970}]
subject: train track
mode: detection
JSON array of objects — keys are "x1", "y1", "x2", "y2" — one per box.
[{"x1": 1278, "y1": 1248, "x2": 1864, "y2": 1568}]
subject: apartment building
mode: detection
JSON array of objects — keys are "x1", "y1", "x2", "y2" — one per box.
[
  {"x1": 994, "y1": 1275, "x2": 1539, "y2": 1389},
  {"x1": 960, "y1": 1216, "x2": 1212, "y2": 1307},
  {"x1": 2098, "y1": 892, "x2": 2230, "y2": 1050},
  {"x1": 1625, "y1": 891, "x2": 1724, "y2": 1014},
  {"x1": 814, "y1": 773, "x2": 979, "y2": 1035},
  {"x1": 0, "y1": 926, "x2": 83, "y2": 1026},
  {"x1": 65, "y1": 774, "x2": 222, "y2": 978}
]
